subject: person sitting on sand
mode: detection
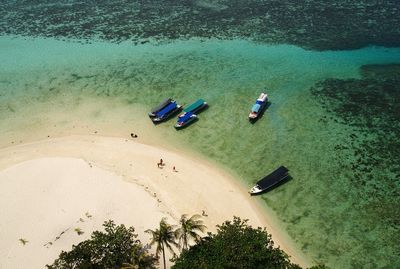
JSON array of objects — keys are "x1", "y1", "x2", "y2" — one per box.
[{"x1": 130, "y1": 133, "x2": 138, "y2": 138}]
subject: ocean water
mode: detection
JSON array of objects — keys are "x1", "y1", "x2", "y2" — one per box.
[{"x1": 1, "y1": 36, "x2": 400, "y2": 268}]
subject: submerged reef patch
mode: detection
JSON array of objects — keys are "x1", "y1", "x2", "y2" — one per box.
[
  {"x1": 310, "y1": 64, "x2": 400, "y2": 268},
  {"x1": 1, "y1": 0, "x2": 400, "y2": 50}
]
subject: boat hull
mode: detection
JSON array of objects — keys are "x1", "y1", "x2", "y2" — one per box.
[
  {"x1": 149, "y1": 98, "x2": 173, "y2": 117},
  {"x1": 249, "y1": 166, "x2": 289, "y2": 195},
  {"x1": 152, "y1": 105, "x2": 182, "y2": 123},
  {"x1": 190, "y1": 102, "x2": 208, "y2": 114},
  {"x1": 174, "y1": 115, "x2": 198, "y2": 129},
  {"x1": 248, "y1": 93, "x2": 268, "y2": 122}
]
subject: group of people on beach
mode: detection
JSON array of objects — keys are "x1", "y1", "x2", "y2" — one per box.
[
  {"x1": 129, "y1": 133, "x2": 177, "y2": 172},
  {"x1": 157, "y1": 158, "x2": 177, "y2": 172}
]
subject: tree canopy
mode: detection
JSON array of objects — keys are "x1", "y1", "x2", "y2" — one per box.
[
  {"x1": 46, "y1": 220, "x2": 157, "y2": 269},
  {"x1": 172, "y1": 217, "x2": 301, "y2": 269},
  {"x1": 47, "y1": 217, "x2": 327, "y2": 269}
]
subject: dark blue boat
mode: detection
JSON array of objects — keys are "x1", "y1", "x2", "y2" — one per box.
[
  {"x1": 152, "y1": 101, "x2": 182, "y2": 123},
  {"x1": 149, "y1": 98, "x2": 172, "y2": 117},
  {"x1": 174, "y1": 112, "x2": 197, "y2": 129}
]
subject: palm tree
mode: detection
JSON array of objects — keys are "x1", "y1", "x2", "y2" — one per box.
[
  {"x1": 145, "y1": 218, "x2": 178, "y2": 269},
  {"x1": 121, "y1": 243, "x2": 157, "y2": 269},
  {"x1": 175, "y1": 214, "x2": 207, "y2": 251}
]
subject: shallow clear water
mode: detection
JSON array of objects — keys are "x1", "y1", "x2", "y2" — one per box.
[{"x1": 1, "y1": 36, "x2": 400, "y2": 268}]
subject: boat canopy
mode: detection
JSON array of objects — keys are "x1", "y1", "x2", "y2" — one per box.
[
  {"x1": 258, "y1": 93, "x2": 268, "y2": 101},
  {"x1": 184, "y1": 99, "x2": 205, "y2": 113},
  {"x1": 178, "y1": 112, "x2": 194, "y2": 123},
  {"x1": 251, "y1": 104, "x2": 261, "y2": 113},
  {"x1": 156, "y1": 102, "x2": 177, "y2": 118},
  {"x1": 257, "y1": 166, "x2": 289, "y2": 190},
  {"x1": 151, "y1": 98, "x2": 172, "y2": 114}
]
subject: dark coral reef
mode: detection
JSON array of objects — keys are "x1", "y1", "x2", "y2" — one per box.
[
  {"x1": 310, "y1": 64, "x2": 400, "y2": 265},
  {"x1": 1, "y1": 0, "x2": 399, "y2": 50}
]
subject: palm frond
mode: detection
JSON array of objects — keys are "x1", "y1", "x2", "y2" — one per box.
[{"x1": 175, "y1": 214, "x2": 207, "y2": 251}]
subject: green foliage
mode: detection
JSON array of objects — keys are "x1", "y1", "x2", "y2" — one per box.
[
  {"x1": 175, "y1": 214, "x2": 207, "y2": 251},
  {"x1": 46, "y1": 220, "x2": 157, "y2": 269},
  {"x1": 308, "y1": 265, "x2": 329, "y2": 269},
  {"x1": 172, "y1": 217, "x2": 301, "y2": 269},
  {"x1": 146, "y1": 218, "x2": 178, "y2": 269}
]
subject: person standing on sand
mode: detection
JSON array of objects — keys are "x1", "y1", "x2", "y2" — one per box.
[
  {"x1": 173, "y1": 166, "x2": 177, "y2": 172},
  {"x1": 157, "y1": 159, "x2": 163, "y2": 168}
]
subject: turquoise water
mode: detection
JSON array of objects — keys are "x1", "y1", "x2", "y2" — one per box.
[{"x1": 1, "y1": 36, "x2": 400, "y2": 268}]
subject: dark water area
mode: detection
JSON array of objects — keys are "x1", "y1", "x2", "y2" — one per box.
[
  {"x1": 311, "y1": 64, "x2": 400, "y2": 198},
  {"x1": 1, "y1": 0, "x2": 400, "y2": 50},
  {"x1": 310, "y1": 64, "x2": 400, "y2": 268}
]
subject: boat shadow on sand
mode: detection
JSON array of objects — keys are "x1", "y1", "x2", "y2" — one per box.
[
  {"x1": 249, "y1": 101, "x2": 271, "y2": 124},
  {"x1": 250, "y1": 175, "x2": 293, "y2": 196}
]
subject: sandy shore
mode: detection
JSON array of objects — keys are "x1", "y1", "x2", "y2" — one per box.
[{"x1": 0, "y1": 135, "x2": 310, "y2": 268}]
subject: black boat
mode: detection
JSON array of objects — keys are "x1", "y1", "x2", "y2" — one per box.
[
  {"x1": 249, "y1": 166, "x2": 289, "y2": 195},
  {"x1": 148, "y1": 98, "x2": 172, "y2": 117}
]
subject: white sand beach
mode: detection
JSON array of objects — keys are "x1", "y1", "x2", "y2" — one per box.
[{"x1": 0, "y1": 135, "x2": 310, "y2": 268}]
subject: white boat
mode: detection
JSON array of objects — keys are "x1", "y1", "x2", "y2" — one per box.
[{"x1": 249, "y1": 93, "x2": 268, "y2": 120}]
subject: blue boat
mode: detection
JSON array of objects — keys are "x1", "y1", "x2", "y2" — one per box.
[
  {"x1": 178, "y1": 99, "x2": 208, "y2": 119},
  {"x1": 182, "y1": 99, "x2": 208, "y2": 114},
  {"x1": 249, "y1": 93, "x2": 268, "y2": 121},
  {"x1": 152, "y1": 101, "x2": 182, "y2": 123},
  {"x1": 174, "y1": 112, "x2": 197, "y2": 129},
  {"x1": 149, "y1": 98, "x2": 172, "y2": 117}
]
